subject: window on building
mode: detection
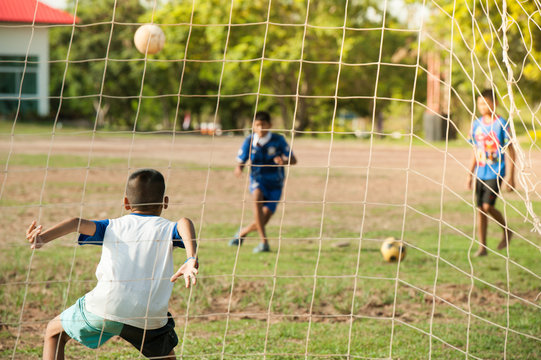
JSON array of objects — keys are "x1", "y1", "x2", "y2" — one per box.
[{"x1": 0, "y1": 55, "x2": 39, "y2": 115}]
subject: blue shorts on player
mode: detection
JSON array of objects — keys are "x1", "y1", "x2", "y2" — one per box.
[{"x1": 250, "y1": 180, "x2": 282, "y2": 214}]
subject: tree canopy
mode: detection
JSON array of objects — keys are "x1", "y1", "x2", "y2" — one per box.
[
  {"x1": 48, "y1": 0, "x2": 539, "y2": 134},
  {"x1": 417, "y1": 0, "x2": 541, "y2": 131}
]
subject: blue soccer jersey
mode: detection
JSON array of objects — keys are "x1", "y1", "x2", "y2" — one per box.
[
  {"x1": 236, "y1": 132, "x2": 293, "y2": 189},
  {"x1": 468, "y1": 116, "x2": 511, "y2": 180}
]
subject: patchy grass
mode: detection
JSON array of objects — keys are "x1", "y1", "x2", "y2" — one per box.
[
  {"x1": 1, "y1": 136, "x2": 540, "y2": 359},
  {"x1": 2, "y1": 212, "x2": 539, "y2": 359}
]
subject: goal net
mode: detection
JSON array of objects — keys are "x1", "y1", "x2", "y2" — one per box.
[{"x1": 1, "y1": 0, "x2": 540, "y2": 359}]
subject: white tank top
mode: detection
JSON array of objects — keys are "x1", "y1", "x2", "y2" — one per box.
[{"x1": 85, "y1": 214, "x2": 176, "y2": 329}]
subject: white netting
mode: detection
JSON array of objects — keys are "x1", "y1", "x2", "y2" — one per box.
[{"x1": 1, "y1": 0, "x2": 540, "y2": 359}]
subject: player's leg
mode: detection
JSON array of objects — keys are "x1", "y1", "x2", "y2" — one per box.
[
  {"x1": 51, "y1": 297, "x2": 122, "y2": 358},
  {"x1": 475, "y1": 206, "x2": 488, "y2": 257},
  {"x1": 490, "y1": 179, "x2": 513, "y2": 250},
  {"x1": 230, "y1": 202, "x2": 273, "y2": 247},
  {"x1": 237, "y1": 223, "x2": 255, "y2": 238},
  {"x1": 252, "y1": 186, "x2": 282, "y2": 252},
  {"x1": 234, "y1": 223, "x2": 252, "y2": 241},
  {"x1": 238, "y1": 207, "x2": 273, "y2": 238},
  {"x1": 230, "y1": 180, "x2": 268, "y2": 247},
  {"x1": 261, "y1": 206, "x2": 273, "y2": 225},
  {"x1": 484, "y1": 205, "x2": 512, "y2": 250},
  {"x1": 252, "y1": 187, "x2": 268, "y2": 245},
  {"x1": 165, "y1": 349, "x2": 176, "y2": 360},
  {"x1": 231, "y1": 185, "x2": 277, "y2": 251},
  {"x1": 474, "y1": 179, "x2": 488, "y2": 257},
  {"x1": 43, "y1": 315, "x2": 70, "y2": 360},
  {"x1": 482, "y1": 178, "x2": 512, "y2": 250}
]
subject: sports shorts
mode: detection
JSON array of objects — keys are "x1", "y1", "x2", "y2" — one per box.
[
  {"x1": 250, "y1": 179, "x2": 282, "y2": 213},
  {"x1": 61, "y1": 296, "x2": 178, "y2": 358},
  {"x1": 475, "y1": 178, "x2": 501, "y2": 207}
]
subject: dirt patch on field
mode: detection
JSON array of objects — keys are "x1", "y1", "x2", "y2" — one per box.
[
  {"x1": 0, "y1": 134, "x2": 484, "y2": 244},
  {"x1": 189, "y1": 279, "x2": 540, "y2": 324}
]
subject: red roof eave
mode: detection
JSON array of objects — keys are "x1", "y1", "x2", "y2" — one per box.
[{"x1": 0, "y1": 0, "x2": 79, "y2": 25}]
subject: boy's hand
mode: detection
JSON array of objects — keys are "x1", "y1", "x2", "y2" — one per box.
[
  {"x1": 170, "y1": 258, "x2": 198, "y2": 288},
  {"x1": 273, "y1": 155, "x2": 284, "y2": 165},
  {"x1": 26, "y1": 220, "x2": 44, "y2": 249},
  {"x1": 234, "y1": 165, "x2": 244, "y2": 178}
]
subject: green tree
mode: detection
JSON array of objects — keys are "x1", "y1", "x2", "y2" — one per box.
[
  {"x1": 50, "y1": 0, "x2": 149, "y2": 128},
  {"x1": 152, "y1": 0, "x2": 421, "y2": 132},
  {"x1": 49, "y1": 0, "x2": 421, "y2": 132}
]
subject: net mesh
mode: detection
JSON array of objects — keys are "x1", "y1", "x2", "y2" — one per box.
[{"x1": 1, "y1": 0, "x2": 540, "y2": 359}]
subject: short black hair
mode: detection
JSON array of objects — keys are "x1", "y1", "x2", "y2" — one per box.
[
  {"x1": 480, "y1": 89, "x2": 496, "y2": 102},
  {"x1": 255, "y1": 111, "x2": 271, "y2": 124},
  {"x1": 126, "y1": 169, "x2": 165, "y2": 211}
]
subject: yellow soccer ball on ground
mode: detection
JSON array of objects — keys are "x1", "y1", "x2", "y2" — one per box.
[{"x1": 380, "y1": 237, "x2": 406, "y2": 262}]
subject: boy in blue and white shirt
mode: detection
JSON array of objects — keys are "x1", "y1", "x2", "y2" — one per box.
[
  {"x1": 26, "y1": 169, "x2": 198, "y2": 360},
  {"x1": 230, "y1": 111, "x2": 297, "y2": 253},
  {"x1": 466, "y1": 89, "x2": 515, "y2": 256}
]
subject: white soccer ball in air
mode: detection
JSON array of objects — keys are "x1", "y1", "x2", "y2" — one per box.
[{"x1": 134, "y1": 24, "x2": 165, "y2": 55}]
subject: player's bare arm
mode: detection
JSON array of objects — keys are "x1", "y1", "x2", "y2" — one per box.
[
  {"x1": 234, "y1": 164, "x2": 245, "y2": 178},
  {"x1": 170, "y1": 217, "x2": 199, "y2": 287},
  {"x1": 504, "y1": 143, "x2": 516, "y2": 191},
  {"x1": 466, "y1": 152, "x2": 476, "y2": 190},
  {"x1": 26, "y1": 218, "x2": 96, "y2": 249}
]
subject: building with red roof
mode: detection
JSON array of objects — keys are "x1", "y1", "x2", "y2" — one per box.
[{"x1": 0, "y1": 0, "x2": 78, "y2": 116}]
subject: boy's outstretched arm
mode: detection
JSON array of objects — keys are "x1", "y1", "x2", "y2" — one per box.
[
  {"x1": 26, "y1": 218, "x2": 96, "y2": 249},
  {"x1": 170, "y1": 217, "x2": 198, "y2": 288}
]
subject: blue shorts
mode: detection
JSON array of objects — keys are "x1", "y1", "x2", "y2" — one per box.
[
  {"x1": 60, "y1": 296, "x2": 123, "y2": 349},
  {"x1": 250, "y1": 180, "x2": 282, "y2": 213}
]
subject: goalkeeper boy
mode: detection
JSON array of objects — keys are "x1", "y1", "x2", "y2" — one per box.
[
  {"x1": 26, "y1": 169, "x2": 198, "y2": 360},
  {"x1": 230, "y1": 111, "x2": 297, "y2": 253}
]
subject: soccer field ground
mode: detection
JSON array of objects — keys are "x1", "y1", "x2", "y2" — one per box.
[{"x1": 1, "y1": 125, "x2": 540, "y2": 359}]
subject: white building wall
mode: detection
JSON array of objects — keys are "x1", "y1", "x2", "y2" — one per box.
[{"x1": 0, "y1": 26, "x2": 49, "y2": 116}]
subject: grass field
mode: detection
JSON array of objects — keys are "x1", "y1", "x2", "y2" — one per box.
[{"x1": 0, "y1": 122, "x2": 540, "y2": 359}]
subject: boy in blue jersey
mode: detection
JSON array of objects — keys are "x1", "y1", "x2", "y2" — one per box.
[
  {"x1": 25, "y1": 169, "x2": 198, "y2": 360},
  {"x1": 230, "y1": 111, "x2": 297, "y2": 253},
  {"x1": 466, "y1": 89, "x2": 515, "y2": 256}
]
